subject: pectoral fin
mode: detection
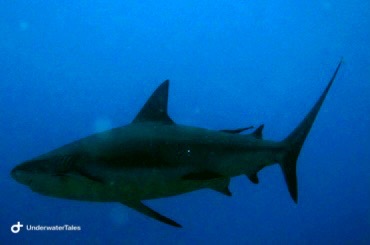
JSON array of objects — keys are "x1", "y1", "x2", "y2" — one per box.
[{"x1": 121, "y1": 201, "x2": 182, "y2": 228}]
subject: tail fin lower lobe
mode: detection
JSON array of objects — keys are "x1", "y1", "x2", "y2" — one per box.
[{"x1": 280, "y1": 60, "x2": 343, "y2": 203}]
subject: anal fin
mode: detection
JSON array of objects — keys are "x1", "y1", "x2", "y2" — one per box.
[
  {"x1": 246, "y1": 173, "x2": 259, "y2": 184},
  {"x1": 121, "y1": 200, "x2": 182, "y2": 228}
]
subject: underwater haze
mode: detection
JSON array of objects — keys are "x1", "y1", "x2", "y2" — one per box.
[{"x1": 1, "y1": 0, "x2": 369, "y2": 244}]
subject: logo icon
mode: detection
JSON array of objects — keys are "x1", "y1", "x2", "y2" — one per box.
[{"x1": 11, "y1": 222, "x2": 23, "y2": 234}]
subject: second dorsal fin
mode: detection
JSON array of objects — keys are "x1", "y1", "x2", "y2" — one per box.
[
  {"x1": 132, "y1": 80, "x2": 174, "y2": 124},
  {"x1": 252, "y1": 124, "x2": 264, "y2": 139}
]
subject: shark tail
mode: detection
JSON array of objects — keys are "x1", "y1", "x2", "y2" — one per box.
[{"x1": 279, "y1": 60, "x2": 342, "y2": 203}]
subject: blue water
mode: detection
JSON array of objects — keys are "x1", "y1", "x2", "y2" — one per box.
[{"x1": 1, "y1": 1, "x2": 369, "y2": 244}]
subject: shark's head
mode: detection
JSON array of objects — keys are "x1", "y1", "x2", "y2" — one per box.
[
  {"x1": 11, "y1": 156, "x2": 81, "y2": 197},
  {"x1": 11, "y1": 157, "x2": 69, "y2": 187},
  {"x1": 10, "y1": 155, "x2": 113, "y2": 201}
]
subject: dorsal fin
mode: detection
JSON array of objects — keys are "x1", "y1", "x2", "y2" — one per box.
[
  {"x1": 252, "y1": 124, "x2": 264, "y2": 139},
  {"x1": 133, "y1": 80, "x2": 174, "y2": 124}
]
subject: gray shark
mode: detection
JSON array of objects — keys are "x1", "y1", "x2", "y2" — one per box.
[{"x1": 11, "y1": 61, "x2": 342, "y2": 227}]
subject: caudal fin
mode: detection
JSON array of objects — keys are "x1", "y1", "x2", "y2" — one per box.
[{"x1": 280, "y1": 60, "x2": 343, "y2": 203}]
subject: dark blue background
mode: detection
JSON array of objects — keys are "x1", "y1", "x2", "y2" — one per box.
[{"x1": 1, "y1": 0, "x2": 369, "y2": 244}]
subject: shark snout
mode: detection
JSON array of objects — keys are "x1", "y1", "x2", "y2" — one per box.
[
  {"x1": 10, "y1": 159, "x2": 50, "y2": 185},
  {"x1": 10, "y1": 166, "x2": 19, "y2": 179},
  {"x1": 11, "y1": 164, "x2": 33, "y2": 185}
]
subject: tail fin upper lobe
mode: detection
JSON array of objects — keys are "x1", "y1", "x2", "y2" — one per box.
[{"x1": 280, "y1": 60, "x2": 343, "y2": 203}]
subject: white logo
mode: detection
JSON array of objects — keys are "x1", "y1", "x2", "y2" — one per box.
[{"x1": 11, "y1": 221, "x2": 24, "y2": 234}]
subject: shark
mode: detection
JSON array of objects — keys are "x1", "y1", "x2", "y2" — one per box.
[{"x1": 11, "y1": 60, "x2": 342, "y2": 227}]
